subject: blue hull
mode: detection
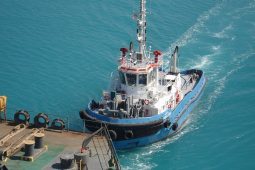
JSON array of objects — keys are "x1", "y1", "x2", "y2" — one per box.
[
  {"x1": 84, "y1": 70, "x2": 206, "y2": 150},
  {"x1": 114, "y1": 74, "x2": 206, "y2": 149}
]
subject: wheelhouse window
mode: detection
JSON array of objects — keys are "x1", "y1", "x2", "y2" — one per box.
[
  {"x1": 139, "y1": 74, "x2": 147, "y2": 85},
  {"x1": 148, "y1": 68, "x2": 156, "y2": 83},
  {"x1": 119, "y1": 71, "x2": 126, "y2": 85},
  {"x1": 126, "y1": 73, "x2": 137, "y2": 86}
]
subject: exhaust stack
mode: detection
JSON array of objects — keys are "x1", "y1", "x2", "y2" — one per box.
[{"x1": 170, "y1": 46, "x2": 179, "y2": 73}]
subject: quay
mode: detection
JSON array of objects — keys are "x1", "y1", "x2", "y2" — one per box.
[{"x1": 0, "y1": 121, "x2": 121, "y2": 170}]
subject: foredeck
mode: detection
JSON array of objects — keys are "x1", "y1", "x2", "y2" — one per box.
[{"x1": 181, "y1": 74, "x2": 198, "y2": 96}]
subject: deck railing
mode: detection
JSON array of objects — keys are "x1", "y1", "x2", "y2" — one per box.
[{"x1": 81, "y1": 121, "x2": 121, "y2": 170}]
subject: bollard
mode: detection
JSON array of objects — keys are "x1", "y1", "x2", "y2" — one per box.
[
  {"x1": 34, "y1": 133, "x2": 45, "y2": 149},
  {"x1": 24, "y1": 140, "x2": 35, "y2": 157},
  {"x1": 60, "y1": 153, "x2": 75, "y2": 169}
]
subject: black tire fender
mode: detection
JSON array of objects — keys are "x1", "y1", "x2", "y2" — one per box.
[
  {"x1": 124, "y1": 130, "x2": 134, "y2": 139},
  {"x1": 34, "y1": 113, "x2": 50, "y2": 128},
  {"x1": 51, "y1": 118, "x2": 65, "y2": 130},
  {"x1": 171, "y1": 122, "x2": 178, "y2": 131},
  {"x1": 14, "y1": 110, "x2": 30, "y2": 125}
]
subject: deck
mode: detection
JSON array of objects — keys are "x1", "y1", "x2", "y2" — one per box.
[{"x1": 0, "y1": 122, "x2": 120, "y2": 170}]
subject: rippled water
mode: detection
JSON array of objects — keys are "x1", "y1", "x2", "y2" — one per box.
[{"x1": 0, "y1": 0, "x2": 254, "y2": 169}]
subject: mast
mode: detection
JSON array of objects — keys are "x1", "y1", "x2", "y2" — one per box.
[{"x1": 137, "y1": 0, "x2": 147, "y2": 57}]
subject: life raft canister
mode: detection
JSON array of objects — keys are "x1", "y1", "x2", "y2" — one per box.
[
  {"x1": 34, "y1": 113, "x2": 50, "y2": 128},
  {"x1": 51, "y1": 118, "x2": 65, "y2": 130},
  {"x1": 14, "y1": 110, "x2": 30, "y2": 125}
]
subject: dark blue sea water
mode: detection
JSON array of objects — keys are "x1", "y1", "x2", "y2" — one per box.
[{"x1": 0, "y1": 0, "x2": 255, "y2": 169}]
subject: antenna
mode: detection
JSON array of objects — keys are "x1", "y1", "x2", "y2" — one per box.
[{"x1": 136, "y1": 0, "x2": 147, "y2": 57}]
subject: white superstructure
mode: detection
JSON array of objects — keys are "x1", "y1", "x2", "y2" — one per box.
[{"x1": 97, "y1": 0, "x2": 187, "y2": 118}]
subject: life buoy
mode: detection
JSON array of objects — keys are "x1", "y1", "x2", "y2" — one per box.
[
  {"x1": 171, "y1": 123, "x2": 178, "y2": 131},
  {"x1": 124, "y1": 130, "x2": 134, "y2": 139},
  {"x1": 51, "y1": 118, "x2": 65, "y2": 130},
  {"x1": 108, "y1": 130, "x2": 117, "y2": 140},
  {"x1": 144, "y1": 99, "x2": 149, "y2": 105},
  {"x1": 163, "y1": 120, "x2": 171, "y2": 128},
  {"x1": 34, "y1": 113, "x2": 50, "y2": 128},
  {"x1": 14, "y1": 110, "x2": 30, "y2": 125}
]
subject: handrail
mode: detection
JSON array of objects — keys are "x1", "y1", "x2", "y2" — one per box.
[
  {"x1": 103, "y1": 123, "x2": 121, "y2": 170},
  {"x1": 81, "y1": 123, "x2": 121, "y2": 170}
]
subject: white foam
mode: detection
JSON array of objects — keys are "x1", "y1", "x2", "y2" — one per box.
[
  {"x1": 211, "y1": 45, "x2": 221, "y2": 51},
  {"x1": 122, "y1": 49, "x2": 253, "y2": 169},
  {"x1": 120, "y1": 119, "x2": 199, "y2": 170},
  {"x1": 178, "y1": 51, "x2": 254, "y2": 140},
  {"x1": 212, "y1": 24, "x2": 233, "y2": 39},
  {"x1": 121, "y1": 153, "x2": 157, "y2": 170},
  {"x1": 182, "y1": 49, "x2": 221, "y2": 71},
  {"x1": 226, "y1": 1, "x2": 255, "y2": 19},
  {"x1": 192, "y1": 55, "x2": 213, "y2": 69},
  {"x1": 197, "y1": 51, "x2": 254, "y2": 116},
  {"x1": 163, "y1": 2, "x2": 224, "y2": 58},
  {"x1": 121, "y1": 1, "x2": 254, "y2": 169}
]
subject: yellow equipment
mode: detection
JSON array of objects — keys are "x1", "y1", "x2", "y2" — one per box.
[
  {"x1": 0, "y1": 96, "x2": 7, "y2": 121},
  {"x1": 0, "y1": 96, "x2": 7, "y2": 112}
]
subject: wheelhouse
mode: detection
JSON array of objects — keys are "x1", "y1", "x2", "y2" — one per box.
[{"x1": 118, "y1": 67, "x2": 157, "y2": 87}]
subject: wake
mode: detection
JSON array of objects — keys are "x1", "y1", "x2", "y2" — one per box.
[
  {"x1": 120, "y1": 0, "x2": 255, "y2": 169},
  {"x1": 163, "y1": 1, "x2": 224, "y2": 58},
  {"x1": 121, "y1": 2, "x2": 226, "y2": 170}
]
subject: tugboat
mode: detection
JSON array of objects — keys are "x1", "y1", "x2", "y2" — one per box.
[{"x1": 80, "y1": 0, "x2": 206, "y2": 149}]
